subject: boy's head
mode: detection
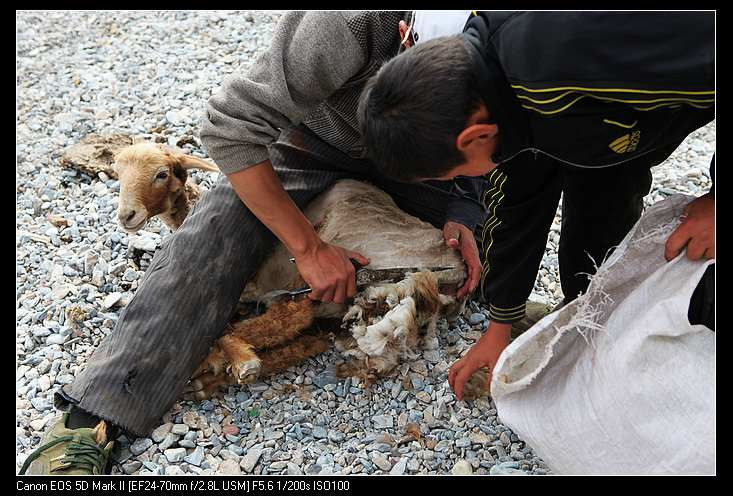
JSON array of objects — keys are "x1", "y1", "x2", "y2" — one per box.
[{"x1": 358, "y1": 35, "x2": 500, "y2": 183}]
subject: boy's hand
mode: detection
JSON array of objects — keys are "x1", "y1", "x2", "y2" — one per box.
[
  {"x1": 295, "y1": 241, "x2": 370, "y2": 304},
  {"x1": 665, "y1": 192, "x2": 715, "y2": 261},
  {"x1": 443, "y1": 221, "x2": 481, "y2": 299},
  {"x1": 449, "y1": 321, "x2": 511, "y2": 401}
]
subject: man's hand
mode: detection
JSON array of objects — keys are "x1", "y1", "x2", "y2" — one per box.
[
  {"x1": 443, "y1": 221, "x2": 481, "y2": 299},
  {"x1": 294, "y1": 241, "x2": 370, "y2": 304},
  {"x1": 448, "y1": 321, "x2": 511, "y2": 401},
  {"x1": 665, "y1": 192, "x2": 715, "y2": 261}
]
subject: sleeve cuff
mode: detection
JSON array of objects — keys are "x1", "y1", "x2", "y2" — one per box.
[
  {"x1": 445, "y1": 197, "x2": 487, "y2": 230},
  {"x1": 203, "y1": 143, "x2": 272, "y2": 176},
  {"x1": 488, "y1": 302, "x2": 527, "y2": 324}
]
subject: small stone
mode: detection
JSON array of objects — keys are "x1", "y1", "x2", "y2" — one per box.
[
  {"x1": 218, "y1": 459, "x2": 242, "y2": 475},
  {"x1": 312, "y1": 370, "x2": 339, "y2": 389},
  {"x1": 122, "y1": 461, "x2": 142, "y2": 475},
  {"x1": 30, "y1": 418, "x2": 47, "y2": 431},
  {"x1": 373, "y1": 415, "x2": 393, "y2": 429},
  {"x1": 46, "y1": 334, "x2": 67, "y2": 345},
  {"x1": 455, "y1": 437, "x2": 471, "y2": 449},
  {"x1": 451, "y1": 459, "x2": 473, "y2": 475},
  {"x1": 222, "y1": 424, "x2": 239, "y2": 436},
  {"x1": 130, "y1": 438, "x2": 153, "y2": 456},
  {"x1": 286, "y1": 462, "x2": 303, "y2": 475},
  {"x1": 151, "y1": 423, "x2": 173, "y2": 443},
  {"x1": 499, "y1": 431, "x2": 511, "y2": 447},
  {"x1": 182, "y1": 411, "x2": 199, "y2": 429},
  {"x1": 172, "y1": 424, "x2": 189, "y2": 436},
  {"x1": 165, "y1": 465, "x2": 185, "y2": 475},
  {"x1": 328, "y1": 431, "x2": 345, "y2": 443},
  {"x1": 390, "y1": 457, "x2": 407, "y2": 475},
  {"x1": 164, "y1": 447, "x2": 187, "y2": 463},
  {"x1": 102, "y1": 292, "x2": 122, "y2": 310},
  {"x1": 312, "y1": 426, "x2": 327, "y2": 439},
  {"x1": 490, "y1": 464, "x2": 526, "y2": 475},
  {"x1": 416, "y1": 391, "x2": 431, "y2": 403},
  {"x1": 469, "y1": 313, "x2": 486, "y2": 325},
  {"x1": 38, "y1": 376, "x2": 51, "y2": 392},
  {"x1": 470, "y1": 432, "x2": 490, "y2": 445},
  {"x1": 159, "y1": 433, "x2": 179, "y2": 451},
  {"x1": 371, "y1": 453, "x2": 392, "y2": 472},
  {"x1": 184, "y1": 446, "x2": 205, "y2": 467},
  {"x1": 241, "y1": 448, "x2": 263, "y2": 473},
  {"x1": 264, "y1": 429, "x2": 284, "y2": 441}
]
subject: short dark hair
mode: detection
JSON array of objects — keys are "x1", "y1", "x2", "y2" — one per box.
[{"x1": 357, "y1": 35, "x2": 484, "y2": 183}]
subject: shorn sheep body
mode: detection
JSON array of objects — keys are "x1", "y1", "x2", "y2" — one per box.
[{"x1": 109, "y1": 143, "x2": 489, "y2": 400}]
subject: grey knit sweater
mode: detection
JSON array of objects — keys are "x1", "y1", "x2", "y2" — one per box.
[{"x1": 199, "y1": 10, "x2": 487, "y2": 228}]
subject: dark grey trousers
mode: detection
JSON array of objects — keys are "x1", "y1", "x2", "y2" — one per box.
[{"x1": 56, "y1": 126, "x2": 477, "y2": 437}]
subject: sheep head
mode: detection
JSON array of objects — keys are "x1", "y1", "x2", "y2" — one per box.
[{"x1": 113, "y1": 142, "x2": 218, "y2": 232}]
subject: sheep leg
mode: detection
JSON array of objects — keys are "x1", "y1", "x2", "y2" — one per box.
[
  {"x1": 216, "y1": 334, "x2": 262, "y2": 385},
  {"x1": 227, "y1": 298, "x2": 315, "y2": 349},
  {"x1": 182, "y1": 371, "x2": 233, "y2": 401},
  {"x1": 258, "y1": 334, "x2": 332, "y2": 376},
  {"x1": 192, "y1": 342, "x2": 229, "y2": 379}
]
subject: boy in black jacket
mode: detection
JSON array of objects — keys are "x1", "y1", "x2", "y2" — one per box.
[{"x1": 358, "y1": 11, "x2": 715, "y2": 400}]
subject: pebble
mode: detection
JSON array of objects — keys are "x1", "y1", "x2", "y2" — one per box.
[
  {"x1": 184, "y1": 446, "x2": 205, "y2": 467},
  {"x1": 122, "y1": 461, "x2": 142, "y2": 475},
  {"x1": 390, "y1": 457, "x2": 407, "y2": 475},
  {"x1": 372, "y1": 415, "x2": 393, "y2": 429},
  {"x1": 172, "y1": 423, "x2": 190, "y2": 435},
  {"x1": 219, "y1": 459, "x2": 242, "y2": 475},
  {"x1": 286, "y1": 462, "x2": 303, "y2": 475},
  {"x1": 130, "y1": 438, "x2": 153, "y2": 456},
  {"x1": 451, "y1": 459, "x2": 473, "y2": 475},
  {"x1": 371, "y1": 453, "x2": 392, "y2": 472},
  {"x1": 158, "y1": 433, "x2": 179, "y2": 451},
  {"x1": 46, "y1": 334, "x2": 67, "y2": 345},
  {"x1": 468, "y1": 312, "x2": 486, "y2": 325},
  {"x1": 102, "y1": 292, "x2": 122, "y2": 310},
  {"x1": 151, "y1": 423, "x2": 173, "y2": 443},
  {"x1": 164, "y1": 448, "x2": 187, "y2": 463},
  {"x1": 241, "y1": 448, "x2": 263, "y2": 473}
]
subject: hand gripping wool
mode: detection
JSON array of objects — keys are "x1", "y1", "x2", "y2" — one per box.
[{"x1": 490, "y1": 194, "x2": 714, "y2": 475}]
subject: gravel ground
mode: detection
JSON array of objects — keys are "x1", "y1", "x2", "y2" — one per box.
[{"x1": 16, "y1": 11, "x2": 715, "y2": 475}]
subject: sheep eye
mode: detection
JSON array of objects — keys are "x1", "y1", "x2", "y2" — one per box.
[{"x1": 156, "y1": 171, "x2": 169, "y2": 180}]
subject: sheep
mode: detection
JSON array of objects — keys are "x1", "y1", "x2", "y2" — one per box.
[
  {"x1": 182, "y1": 179, "x2": 472, "y2": 399},
  {"x1": 113, "y1": 142, "x2": 219, "y2": 232},
  {"x1": 108, "y1": 143, "x2": 483, "y2": 400}
]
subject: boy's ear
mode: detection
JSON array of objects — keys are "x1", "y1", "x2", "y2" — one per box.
[{"x1": 456, "y1": 123, "x2": 499, "y2": 152}]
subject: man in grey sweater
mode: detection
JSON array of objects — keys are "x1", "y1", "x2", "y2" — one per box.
[{"x1": 24, "y1": 11, "x2": 486, "y2": 474}]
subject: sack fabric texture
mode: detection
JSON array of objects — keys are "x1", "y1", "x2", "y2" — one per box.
[{"x1": 491, "y1": 194, "x2": 715, "y2": 475}]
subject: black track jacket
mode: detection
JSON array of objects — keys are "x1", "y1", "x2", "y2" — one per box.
[{"x1": 462, "y1": 11, "x2": 715, "y2": 323}]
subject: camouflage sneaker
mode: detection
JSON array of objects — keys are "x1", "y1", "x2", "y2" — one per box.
[
  {"x1": 19, "y1": 413, "x2": 114, "y2": 475},
  {"x1": 510, "y1": 300, "x2": 557, "y2": 339}
]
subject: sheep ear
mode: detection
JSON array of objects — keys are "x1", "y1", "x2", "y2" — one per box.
[
  {"x1": 177, "y1": 154, "x2": 219, "y2": 173},
  {"x1": 155, "y1": 144, "x2": 219, "y2": 173}
]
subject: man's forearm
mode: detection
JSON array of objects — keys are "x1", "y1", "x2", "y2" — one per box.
[{"x1": 227, "y1": 160, "x2": 321, "y2": 257}]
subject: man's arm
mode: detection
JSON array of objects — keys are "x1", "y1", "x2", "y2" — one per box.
[
  {"x1": 228, "y1": 161, "x2": 369, "y2": 303},
  {"x1": 198, "y1": 12, "x2": 371, "y2": 302},
  {"x1": 443, "y1": 176, "x2": 489, "y2": 298}
]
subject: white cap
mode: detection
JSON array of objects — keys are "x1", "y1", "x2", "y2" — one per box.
[{"x1": 410, "y1": 10, "x2": 474, "y2": 44}]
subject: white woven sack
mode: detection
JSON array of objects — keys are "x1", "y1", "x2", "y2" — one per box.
[{"x1": 491, "y1": 194, "x2": 715, "y2": 474}]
